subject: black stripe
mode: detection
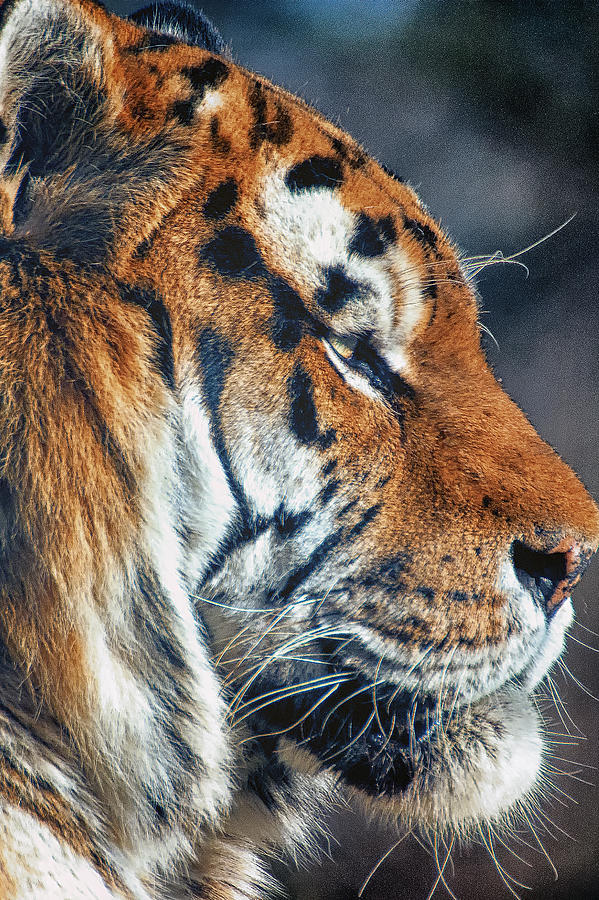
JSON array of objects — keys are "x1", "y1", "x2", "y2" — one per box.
[
  {"x1": 120, "y1": 285, "x2": 175, "y2": 390},
  {"x1": 169, "y1": 98, "x2": 195, "y2": 125},
  {"x1": 267, "y1": 502, "x2": 384, "y2": 605},
  {"x1": 322, "y1": 458, "x2": 338, "y2": 477},
  {"x1": 349, "y1": 212, "x2": 397, "y2": 258},
  {"x1": 199, "y1": 226, "x2": 267, "y2": 279},
  {"x1": 269, "y1": 102, "x2": 294, "y2": 146},
  {"x1": 202, "y1": 179, "x2": 239, "y2": 220},
  {"x1": 209, "y1": 116, "x2": 231, "y2": 154},
  {"x1": 320, "y1": 479, "x2": 340, "y2": 504},
  {"x1": 129, "y1": 31, "x2": 180, "y2": 53},
  {"x1": 196, "y1": 329, "x2": 253, "y2": 529},
  {"x1": 67, "y1": 356, "x2": 137, "y2": 499},
  {"x1": 346, "y1": 503, "x2": 381, "y2": 539},
  {"x1": 270, "y1": 528, "x2": 346, "y2": 604},
  {"x1": 182, "y1": 58, "x2": 229, "y2": 98},
  {"x1": 270, "y1": 276, "x2": 307, "y2": 351},
  {"x1": 134, "y1": 567, "x2": 190, "y2": 672},
  {"x1": 248, "y1": 81, "x2": 268, "y2": 150},
  {"x1": 285, "y1": 155, "x2": 343, "y2": 192},
  {"x1": 403, "y1": 216, "x2": 439, "y2": 254},
  {"x1": 315, "y1": 265, "x2": 364, "y2": 314},
  {"x1": 201, "y1": 502, "x2": 314, "y2": 584},
  {"x1": 380, "y1": 163, "x2": 405, "y2": 183},
  {"x1": 287, "y1": 364, "x2": 336, "y2": 449}
]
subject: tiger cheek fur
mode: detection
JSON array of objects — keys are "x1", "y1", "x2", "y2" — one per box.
[{"x1": 0, "y1": 1, "x2": 597, "y2": 898}]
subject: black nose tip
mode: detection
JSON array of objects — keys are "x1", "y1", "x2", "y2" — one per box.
[{"x1": 511, "y1": 538, "x2": 591, "y2": 616}]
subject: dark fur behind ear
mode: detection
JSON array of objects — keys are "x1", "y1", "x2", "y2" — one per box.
[
  {"x1": 130, "y1": 1, "x2": 230, "y2": 57},
  {"x1": 0, "y1": 0, "x2": 193, "y2": 265}
]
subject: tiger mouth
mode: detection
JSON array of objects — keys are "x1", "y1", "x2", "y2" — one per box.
[
  {"x1": 247, "y1": 675, "x2": 442, "y2": 798},
  {"x1": 235, "y1": 603, "x2": 570, "y2": 801}
]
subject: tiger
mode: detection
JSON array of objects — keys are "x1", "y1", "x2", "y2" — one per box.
[{"x1": 0, "y1": 0, "x2": 596, "y2": 897}]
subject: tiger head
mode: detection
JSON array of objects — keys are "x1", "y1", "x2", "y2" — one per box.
[{"x1": 0, "y1": 0, "x2": 597, "y2": 856}]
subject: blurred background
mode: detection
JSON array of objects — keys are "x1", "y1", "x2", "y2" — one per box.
[{"x1": 111, "y1": 2, "x2": 599, "y2": 897}]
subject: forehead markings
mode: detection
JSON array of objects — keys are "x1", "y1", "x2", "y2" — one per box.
[
  {"x1": 259, "y1": 171, "x2": 428, "y2": 371},
  {"x1": 165, "y1": 57, "x2": 229, "y2": 126},
  {"x1": 209, "y1": 115, "x2": 231, "y2": 154},
  {"x1": 183, "y1": 59, "x2": 229, "y2": 96},
  {"x1": 202, "y1": 178, "x2": 239, "y2": 220},
  {"x1": 270, "y1": 277, "x2": 307, "y2": 352},
  {"x1": 401, "y1": 215, "x2": 446, "y2": 311},
  {"x1": 196, "y1": 217, "x2": 310, "y2": 353},
  {"x1": 329, "y1": 135, "x2": 368, "y2": 171},
  {"x1": 260, "y1": 171, "x2": 371, "y2": 291},
  {"x1": 199, "y1": 225, "x2": 267, "y2": 279},
  {"x1": 127, "y1": 31, "x2": 181, "y2": 54},
  {"x1": 403, "y1": 216, "x2": 439, "y2": 256},
  {"x1": 315, "y1": 265, "x2": 365, "y2": 314},
  {"x1": 285, "y1": 155, "x2": 343, "y2": 192},
  {"x1": 248, "y1": 81, "x2": 294, "y2": 150},
  {"x1": 349, "y1": 212, "x2": 397, "y2": 258}
]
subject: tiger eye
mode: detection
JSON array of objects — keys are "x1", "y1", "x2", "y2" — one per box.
[{"x1": 329, "y1": 334, "x2": 358, "y2": 360}]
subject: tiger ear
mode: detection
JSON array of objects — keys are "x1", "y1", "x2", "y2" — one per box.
[
  {"x1": 130, "y1": 1, "x2": 230, "y2": 58},
  {"x1": 0, "y1": 0, "x2": 190, "y2": 264},
  {"x1": 0, "y1": 0, "x2": 116, "y2": 259},
  {"x1": 0, "y1": 0, "x2": 108, "y2": 179}
]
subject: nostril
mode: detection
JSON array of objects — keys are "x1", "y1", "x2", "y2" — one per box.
[{"x1": 511, "y1": 538, "x2": 584, "y2": 616}]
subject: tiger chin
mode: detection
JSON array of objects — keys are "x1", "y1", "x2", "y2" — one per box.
[{"x1": 0, "y1": 0, "x2": 597, "y2": 898}]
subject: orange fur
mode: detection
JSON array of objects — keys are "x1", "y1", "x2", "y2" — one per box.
[{"x1": 0, "y1": 1, "x2": 596, "y2": 897}]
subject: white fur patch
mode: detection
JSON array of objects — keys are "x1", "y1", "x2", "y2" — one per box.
[
  {"x1": 258, "y1": 172, "x2": 427, "y2": 392},
  {"x1": 180, "y1": 381, "x2": 237, "y2": 583},
  {"x1": 201, "y1": 90, "x2": 224, "y2": 113},
  {"x1": 260, "y1": 172, "x2": 358, "y2": 291},
  {"x1": 372, "y1": 689, "x2": 545, "y2": 832},
  {"x1": 0, "y1": 803, "x2": 134, "y2": 900}
]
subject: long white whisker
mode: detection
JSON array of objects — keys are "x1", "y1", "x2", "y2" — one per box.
[
  {"x1": 238, "y1": 682, "x2": 343, "y2": 745},
  {"x1": 231, "y1": 674, "x2": 351, "y2": 727},
  {"x1": 357, "y1": 830, "x2": 413, "y2": 898}
]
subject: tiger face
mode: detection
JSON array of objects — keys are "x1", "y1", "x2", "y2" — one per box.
[{"x1": 0, "y1": 0, "x2": 597, "y2": 893}]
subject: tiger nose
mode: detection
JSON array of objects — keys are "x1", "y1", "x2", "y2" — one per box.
[{"x1": 511, "y1": 537, "x2": 594, "y2": 617}]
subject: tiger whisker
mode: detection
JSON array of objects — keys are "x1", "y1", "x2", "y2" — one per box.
[
  {"x1": 385, "y1": 646, "x2": 434, "y2": 711},
  {"x1": 321, "y1": 710, "x2": 375, "y2": 764},
  {"x1": 230, "y1": 674, "x2": 352, "y2": 727},
  {"x1": 427, "y1": 832, "x2": 457, "y2": 900},
  {"x1": 492, "y1": 831, "x2": 534, "y2": 869},
  {"x1": 543, "y1": 764, "x2": 593, "y2": 786},
  {"x1": 518, "y1": 807, "x2": 558, "y2": 882},
  {"x1": 573, "y1": 621, "x2": 599, "y2": 638},
  {"x1": 319, "y1": 680, "x2": 387, "y2": 735},
  {"x1": 226, "y1": 605, "x2": 314, "y2": 708},
  {"x1": 237, "y1": 683, "x2": 343, "y2": 745},
  {"x1": 557, "y1": 659, "x2": 599, "y2": 702},
  {"x1": 223, "y1": 626, "x2": 351, "y2": 698},
  {"x1": 566, "y1": 634, "x2": 599, "y2": 653},
  {"x1": 478, "y1": 823, "x2": 527, "y2": 898},
  {"x1": 357, "y1": 829, "x2": 413, "y2": 898},
  {"x1": 372, "y1": 655, "x2": 385, "y2": 736},
  {"x1": 545, "y1": 673, "x2": 582, "y2": 735},
  {"x1": 372, "y1": 712, "x2": 396, "y2": 760}
]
